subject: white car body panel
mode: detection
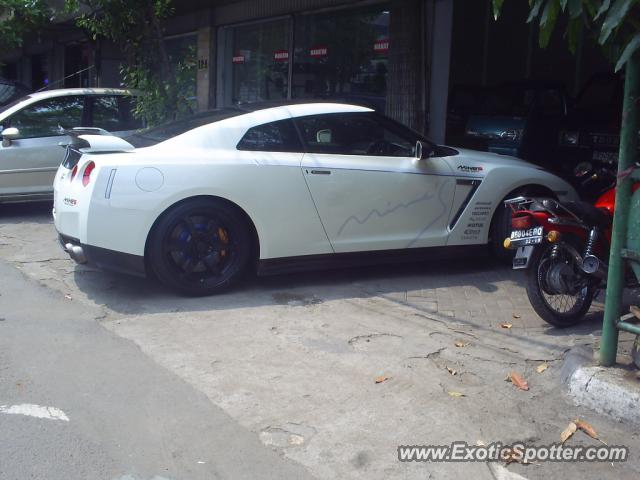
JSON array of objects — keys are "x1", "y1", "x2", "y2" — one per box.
[
  {"x1": 302, "y1": 153, "x2": 456, "y2": 252},
  {"x1": 53, "y1": 103, "x2": 578, "y2": 275}
]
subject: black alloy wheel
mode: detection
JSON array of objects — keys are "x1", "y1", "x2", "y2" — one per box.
[{"x1": 148, "y1": 198, "x2": 252, "y2": 295}]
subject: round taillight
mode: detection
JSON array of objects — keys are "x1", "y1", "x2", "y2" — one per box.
[
  {"x1": 82, "y1": 161, "x2": 95, "y2": 187},
  {"x1": 70, "y1": 165, "x2": 78, "y2": 182}
]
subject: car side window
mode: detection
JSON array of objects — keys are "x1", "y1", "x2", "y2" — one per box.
[
  {"x1": 90, "y1": 95, "x2": 143, "y2": 132},
  {"x1": 295, "y1": 113, "x2": 417, "y2": 157},
  {"x1": 237, "y1": 119, "x2": 302, "y2": 152},
  {"x1": 8, "y1": 96, "x2": 85, "y2": 139}
]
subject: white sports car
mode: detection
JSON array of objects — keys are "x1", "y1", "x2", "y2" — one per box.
[{"x1": 53, "y1": 102, "x2": 578, "y2": 295}]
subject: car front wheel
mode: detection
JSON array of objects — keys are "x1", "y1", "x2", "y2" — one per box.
[{"x1": 148, "y1": 198, "x2": 252, "y2": 295}]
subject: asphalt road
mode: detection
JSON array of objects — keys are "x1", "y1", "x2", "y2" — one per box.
[{"x1": 0, "y1": 260, "x2": 313, "y2": 480}]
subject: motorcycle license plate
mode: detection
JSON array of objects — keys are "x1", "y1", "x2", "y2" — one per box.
[
  {"x1": 509, "y1": 226, "x2": 543, "y2": 247},
  {"x1": 513, "y1": 246, "x2": 535, "y2": 269}
]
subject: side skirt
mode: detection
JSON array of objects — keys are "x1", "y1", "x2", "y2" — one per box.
[{"x1": 257, "y1": 245, "x2": 489, "y2": 276}]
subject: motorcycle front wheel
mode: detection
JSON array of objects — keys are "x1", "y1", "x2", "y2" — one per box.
[{"x1": 526, "y1": 240, "x2": 596, "y2": 327}]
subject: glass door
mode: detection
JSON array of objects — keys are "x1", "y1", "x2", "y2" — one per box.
[{"x1": 223, "y1": 18, "x2": 290, "y2": 105}]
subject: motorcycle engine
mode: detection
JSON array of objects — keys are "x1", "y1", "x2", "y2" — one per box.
[{"x1": 545, "y1": 263, "x2": 582, "y2": 295}]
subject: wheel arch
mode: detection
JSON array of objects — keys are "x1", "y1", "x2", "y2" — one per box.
[
  {"x1": 491, "y1": 183, "x2": 558, "y2": 225},
  {"x1": 143, "y1": 194, "x2": 261, "y2": 272},
  {"x1": 487, "y1": 183, "x2": 558, "y2": 259}
]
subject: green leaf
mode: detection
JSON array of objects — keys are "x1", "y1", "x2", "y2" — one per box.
[
  {"x1": 493, "y1": 0, "x2": 505, "y2": 19},
  {"x1": 540, "y1": 0, "x2": 560, "y2": 25},
  {"x1": 599, "y1": 0, "x2": 636, "y2": 44},
  {"x1": 567, "y1": 16, "x2": 583, "y2": 52},
  {"x1": 583, "y1": 0, "x2": 601, "y2": 16},
  {"x1": 527, "y1": 0, "x2": 546, "y2": 22},
  {"x1": 539, "y1": 0, "x2": 560, "y2": 47},
  {"x1": 568, "y1": 0, "x2": 584, "y2": 17},
  {"x1": 615, "y1": 32, "x2": 640, "y2": 71},
  {"x1": 594, "y1": 0, "x2": 612, "y2": 19}
]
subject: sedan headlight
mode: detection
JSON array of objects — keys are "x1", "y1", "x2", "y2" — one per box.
[
  {"x1": 560, "y1": 131, "x2": 579, "y2": 146},
  {"x1": 499, "y1": 129, "x2": 523, "y2": 142}
]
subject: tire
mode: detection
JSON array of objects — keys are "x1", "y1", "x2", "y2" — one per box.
[
  {"x1": 489, "y1": 201, "x2": 514, "y2": 263},
  {"x1": 147, "y1": 198, "x2": 252, "y2": 296},
  {"x1": 525, "y1": 239, "x2": 595, "y2": 327}
]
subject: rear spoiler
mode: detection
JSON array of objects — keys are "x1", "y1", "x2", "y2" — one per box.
[{"x1": 62, "y1": 127, "x2": 135, "y2": 153}]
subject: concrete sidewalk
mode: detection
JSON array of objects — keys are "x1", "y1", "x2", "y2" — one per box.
[{"x1": 562, "y1": 346, "x2": 640, "y2": 426}]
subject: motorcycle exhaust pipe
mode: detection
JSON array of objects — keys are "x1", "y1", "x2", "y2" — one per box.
[{"x1": 581, "y1": 254, "x2": 608, "y2": 280}]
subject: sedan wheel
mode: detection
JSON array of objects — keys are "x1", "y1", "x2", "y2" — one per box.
[{"x1": 148, "y1": 199, "x2": 252, "y2": 295}]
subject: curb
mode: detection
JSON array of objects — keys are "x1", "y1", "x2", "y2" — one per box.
[{"x1": 561, "y1": 346, "x2": 640, "y2": 425}]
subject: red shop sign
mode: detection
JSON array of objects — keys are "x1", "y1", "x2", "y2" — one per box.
[
  {"x1": 232, "y1": 54, "x2": 245, "y2": 64},
  {"x1": 374, "y1": 38, "x2": 389, "y2": 54},
  {"x1": 310, "y1": 46, "x2": 328, "y2": 58},
  {"x1": 274, "y1": 50, "x2": 289, "y2": 62}
]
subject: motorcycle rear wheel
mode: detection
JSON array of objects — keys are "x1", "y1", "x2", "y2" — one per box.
[{"x1": 526, "y1": 240, "x2": 595, "y2": 327}]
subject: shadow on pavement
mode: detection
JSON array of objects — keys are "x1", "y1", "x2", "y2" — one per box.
[
  {"x1": 0, "y1": 201, "x2": 52, "y2": 224},
  {"x1": 71, "y1": 254, "x2": 504, "y2": 313}
]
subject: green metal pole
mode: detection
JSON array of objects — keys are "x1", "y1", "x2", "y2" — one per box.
[{"x1": 600, "y1": 54, "x2": 640, "y2": 366}]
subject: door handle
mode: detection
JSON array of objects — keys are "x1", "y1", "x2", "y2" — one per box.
[{"x1": 310, "y1": 169, "x2": 331, "y2": 175}]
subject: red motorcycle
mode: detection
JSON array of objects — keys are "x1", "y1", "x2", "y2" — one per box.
[{"x1": 504, "y1": 167, "x2": 640, "y2": 327}]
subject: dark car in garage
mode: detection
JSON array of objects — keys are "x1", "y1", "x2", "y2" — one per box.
[
  {"x1": 462, "y1": 81, "x2": 571, "y2": 169},
  {"x1": 556, "y1": 73, "x2": 631, "y2": 174}
]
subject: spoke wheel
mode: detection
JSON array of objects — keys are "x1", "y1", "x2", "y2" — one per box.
[
  {"x1": 526, "y1": 239, "x2": 595, "y2": 327},
  {"x1": 149, "y1": 199, "x2": 252, "y2": 295}
]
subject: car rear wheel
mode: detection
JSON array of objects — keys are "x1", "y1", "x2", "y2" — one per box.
[{"x1": 148, "y1": 198, "x2": 252, "y2": 295}]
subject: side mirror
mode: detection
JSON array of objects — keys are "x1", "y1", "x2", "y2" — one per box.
[
  {"x1": 415, "y1": 140, "x2": 434, "y2": 160},
  {"x1": 1, "y1": 127, "x2": 19, "y2": 147}
]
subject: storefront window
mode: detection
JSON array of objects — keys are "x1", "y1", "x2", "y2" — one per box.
[
  {"x1": 166, "y1": 34, "x2": 197, "y2": 110},
  {"x1": 292, "y1": 6, "x2": 389, "y2": 110},
  {"x1": 226, "y1": 19, "x2": 290, "y2": 104}
]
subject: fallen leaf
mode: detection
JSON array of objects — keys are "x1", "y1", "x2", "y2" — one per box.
[
  {"x1": 446, "y1": 366, "x2": 458, "y2": 376},
  {"x1": 536, "y1": 363, "x2": 549, "y2": 374},
  {"x1": 512, "y1": 313, "x2": 521, "y2": 319},
  {"x1": 500, "y1": 323, "x2": 513, "y2": 329},
  {"x1": 447, "y1": 391, "x2": 466, "y2": 397},
  {"x1": 508, "y1": 371, "x2": 529, "y2": 391},
  {"x1": 454, "y1": 340, "x2": 469, "y2": 348},
  {"x1": 630, "y1": 305, "x2": 640, "y2": 320},
  {"x1": 64, "y1": 294, "x2": 72, "y2": 300},
  {"x1": 561, "y1": 422, "x2": 577, "y2": 443},
  {"x1": 476, "y1": 440, "x2": 486, "y2": 446},
  {"x1": 374, "y1": 375, "x2": 390, "y2": 384},
  {"x1": 574, "y1": 419, "x2": 598, "y2": 440}
]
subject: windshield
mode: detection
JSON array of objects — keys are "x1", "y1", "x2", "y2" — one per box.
[{"x1": 125, "y1": 109, "x2": 243, "y2": 147}]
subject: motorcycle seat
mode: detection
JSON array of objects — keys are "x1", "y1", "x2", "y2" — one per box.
[{"x1": 562, "y1": 201, "x2": 611, "y2": 229}]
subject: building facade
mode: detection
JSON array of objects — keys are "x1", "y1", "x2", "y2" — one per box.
[{"x1": 0, "y1": 0, "x2": 610, "y2": 143}]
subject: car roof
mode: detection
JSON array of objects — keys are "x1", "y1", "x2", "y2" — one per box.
[
  {"x1": 0, "y1": 87, "x2": 136, "y2": 119},
  {"x1": 25, "y1": 87, "x2": 135, "y2": 99},
  {"x1": 151, "y1": 102, "x2": 374, "y2": 150}
]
